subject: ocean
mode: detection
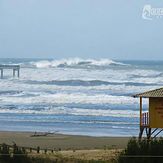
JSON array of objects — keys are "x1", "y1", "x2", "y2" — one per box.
[{"x1": 0, "y1": 58, "x2": 162, "y2": 136}]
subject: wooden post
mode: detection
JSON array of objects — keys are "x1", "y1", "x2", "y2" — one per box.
[
  {"x1": 1, "y1": 69, "x2": 3, "y2": 79},
  {"x1": 13, "y1": 69, "x2": 15, "y2": 77},
  {"x1": 140, "y1": 97, "x2": 142, "y2": 127},
  {"x1": 147, "y1": 128, "x2": 151, "y2": 140},
  {"x1": 37, "y1": 146, "x2": 40, "y2": 153},
  {"x1": 17, "y1": 69, "x2": 20, "y2": 78},
  {"x1": 139, "y1": 97, "x2": 144, "y2": 139}
]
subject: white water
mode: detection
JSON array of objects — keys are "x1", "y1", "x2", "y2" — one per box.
[
  {"x1": 29, "y1": 58, "x2": 128, "y2": 68},
  {"x1": 0, "y1": 58, "x2": 162, "y2": 136}
]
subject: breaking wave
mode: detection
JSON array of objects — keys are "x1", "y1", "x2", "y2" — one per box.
[
  {"x1": 0, "y1": 106, "x2": 139, "y2": 118},
  {"x1": 25, "y1": 79, "x2": 161, "y2": 87},
  {"x1": 0, "y1": 93, "x2": 140, "y2": 105},
  {"x1": 28, "y1": 58, "x2": 128, "y2": 68}
]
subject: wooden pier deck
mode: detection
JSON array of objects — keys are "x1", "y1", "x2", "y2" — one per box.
[{"x1": 0, "y1": 65, "x2": 20, "y2": 78}]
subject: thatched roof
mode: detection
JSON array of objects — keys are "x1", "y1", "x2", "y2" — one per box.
[{"x1": 133, "y1": 87, "x2": 163, "y2": 98}]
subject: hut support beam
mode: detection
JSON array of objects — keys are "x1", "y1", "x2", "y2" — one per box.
[
  {"x1": 153, "y1": 129, "x2": 163, "y2": 138},
  {"x1": 139, "y1": 127, "x2": 144, "y2": 140},
  {"x1": 139, "y1": 128, "x2": 163, "y2": 140},
  {"x1": 151, "y1": 128, "x2": 158, "y2": 135},
  {"x1": 139, "y1": 97, "x2": 143, "y2": 139},
  {"x1": 146, "y1": 128, "x2": 151, "y2": 139},
  {"x1": 140, "y1": 97, "x2": 142, "y2": 127},
  {"x1": 139, "y1": 127, "x2": 152, "y2": 140}
]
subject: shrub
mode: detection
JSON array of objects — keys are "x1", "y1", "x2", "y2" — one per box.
[
  {"x1": 118, "y1": 137, "x2": 163, "y2": 163},
  {"x1": 0, "y1": 143, "x2": 31, "y2": 163},
  {"x1": 12, "y1": 145, "x2": 30, "y2": 163},
  {"x1": 0, "y1": 143, "x2": 10, "y2": 163}
]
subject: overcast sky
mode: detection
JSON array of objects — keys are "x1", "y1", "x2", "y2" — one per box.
[{"x1": 0, "y1": 0, "x2": 163, "y2": 60}]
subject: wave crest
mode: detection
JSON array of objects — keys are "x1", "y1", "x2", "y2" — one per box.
[
  {"x1": 0, "y1": 106, "x2": 138, "y2": 118},
  {"x1": 29, "y1": 58, "x2": 128, "y2": 68}
]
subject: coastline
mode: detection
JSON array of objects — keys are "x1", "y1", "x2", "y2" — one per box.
[{"x1": 0, "y1": 131, "x2": 130, "y2": 150}]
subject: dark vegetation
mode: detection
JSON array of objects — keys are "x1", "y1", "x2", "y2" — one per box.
[
  {"x1": 118, "y1": 137, "x2": 163, "y2": 163},
  {"x1": 0, "y1": 143, "x2": 30, "y2": 163},
  {"x1": 0, "y1": 143, "x2": 113, "y2": 163},
  {"x1": 2, "y1": 138, "x2": 163, "y2": 163}
]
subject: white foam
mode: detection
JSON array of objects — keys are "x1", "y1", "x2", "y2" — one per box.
[
  {"x1": 30, "y1": 58, "x2": 128, "y2": 68},
  {"x1": 0, "y1": 93, "x2": 140, "y2": 105},
  {"x1": 0, "y1": 117, "x2": 138, "y2": 124},
  {"x1": 68, "y1": 108, "x2": 139, "y2": 117},
  {"x1": 32, "y1": 60, "x2": 51, "y2": 68},
  {"x1": 0, "y1": 107, "x2": 139, "y2": 117}
]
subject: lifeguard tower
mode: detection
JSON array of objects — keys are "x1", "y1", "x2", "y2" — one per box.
[{"x1": 133, "y1": 88, "x2": 163, "y2": 139}]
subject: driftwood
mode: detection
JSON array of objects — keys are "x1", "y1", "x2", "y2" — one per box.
[{"x1": 30, "y1": 131, "x2": 59, "y2": 137}]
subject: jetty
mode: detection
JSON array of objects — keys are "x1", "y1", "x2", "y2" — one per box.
[{"x1": 0, "y1": 65, "x2": 20, "y2": 78}]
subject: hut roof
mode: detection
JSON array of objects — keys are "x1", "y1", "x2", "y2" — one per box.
[{"x1": 133, "y1": 87, "x2": 163, "y2": 98}]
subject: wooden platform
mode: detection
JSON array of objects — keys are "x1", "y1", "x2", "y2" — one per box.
[{"x1": 0, "y1": 65, "x2": 20, "y2": 78}]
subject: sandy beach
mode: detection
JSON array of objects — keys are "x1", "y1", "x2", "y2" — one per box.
[
  {"x1": 0, "y1": 131, "x2": 129, "y2": 150},
  {"x1": 0, "y1": 131, "x2": 130, "y2": 162}
]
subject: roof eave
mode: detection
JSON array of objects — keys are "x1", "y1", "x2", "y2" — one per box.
[{"x1": 133, "y1": 95, "x2": 163, "y2": 98}]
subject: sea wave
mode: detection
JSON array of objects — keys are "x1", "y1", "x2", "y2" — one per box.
[
  {"x1": 0, "y1": 93, "x2": 140, "y2": 105},
  {"x1": 0, "y1": 106, "x2": 139, "y2": 117},
  {"x1": 0, "y1": 118, "x2": 138, "y2": 125},
  {"x1": 130, "y1": 72, "x2": 163, "y2": 78},
  {"x1": 28, "y1": 58, "x2": 128, "y2": 68},
  {"x1": 24, "y1": 79, "x2": 161, "y2": 87}
]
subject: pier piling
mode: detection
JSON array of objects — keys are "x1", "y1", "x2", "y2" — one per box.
[{"x1": 0, "y1": 65, "x2": 20, "y2": 78}]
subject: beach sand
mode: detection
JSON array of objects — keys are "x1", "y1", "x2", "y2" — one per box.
[
  {"x1": 0, "y1": 131, "x2": 131, "y2": 161},
  {"x1": 0, "y1": 131, "x2": 129, "y2": 150}
]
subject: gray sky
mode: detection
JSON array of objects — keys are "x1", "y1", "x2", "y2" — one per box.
[{"x1": 0, "y1": 0, "x2": 163, "y2": 60}]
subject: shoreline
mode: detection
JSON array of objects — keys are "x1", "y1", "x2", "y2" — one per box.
[
  {"x1": 0, "y1": 131, "x2": 130, "y2": 150},
  {"x1": 0, "y1": 126, "x2": 137, "y2": 137}
]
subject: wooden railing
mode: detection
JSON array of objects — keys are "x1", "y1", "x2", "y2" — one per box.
[
  {"x1": 141, "y1": 112, "x2": 149, "y2": 126},
  {"x1": 0, "y1": 65, "x2": 20, "y2": 69}
]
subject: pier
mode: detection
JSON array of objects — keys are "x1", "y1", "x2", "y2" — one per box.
[{"x1": 0, "y1": 65, "x2": 20, "y2": 78}]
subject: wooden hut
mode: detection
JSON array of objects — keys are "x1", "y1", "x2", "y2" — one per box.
[{"x1": 133, "y1": 88, "x2": 163, "y2": 139}]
